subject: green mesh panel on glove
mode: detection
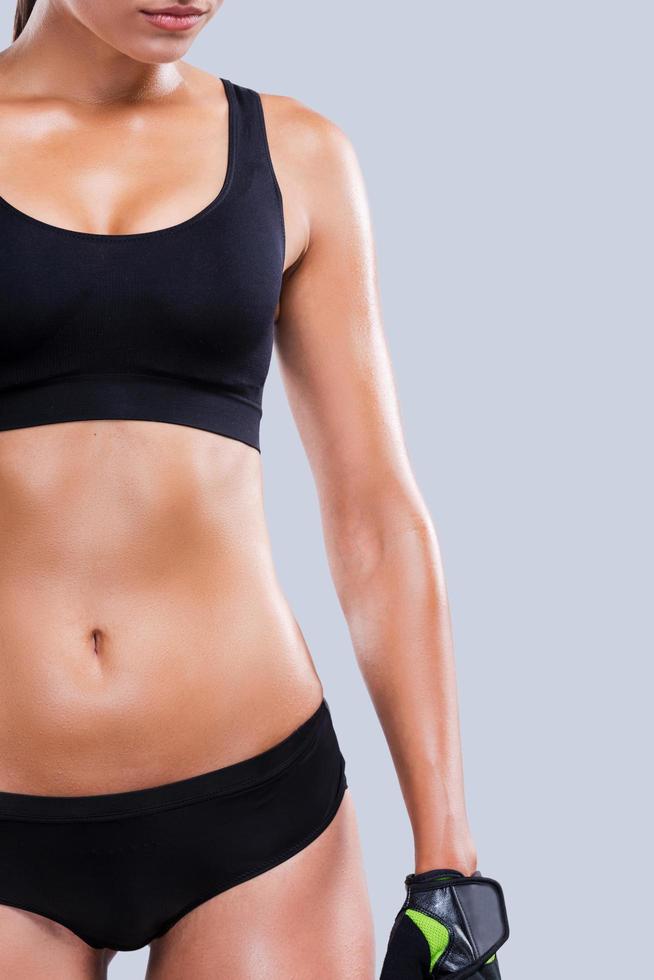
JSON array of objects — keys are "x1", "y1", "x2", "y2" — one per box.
[{"x1": 404, "y1": 908, "x2": 449, "y2": 972}]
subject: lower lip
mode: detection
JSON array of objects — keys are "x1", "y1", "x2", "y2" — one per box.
[{"x1": 140, "y1": 11, "x2": 204, "y2": 31}]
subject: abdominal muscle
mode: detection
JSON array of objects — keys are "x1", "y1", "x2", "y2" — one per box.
[{"x1": 0, "y1": 419, "x2": 323, "y2": 796}]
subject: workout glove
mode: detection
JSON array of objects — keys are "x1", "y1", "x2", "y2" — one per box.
[{"x1": 379, "y1": 869, "x2": 509, "y2": 979}]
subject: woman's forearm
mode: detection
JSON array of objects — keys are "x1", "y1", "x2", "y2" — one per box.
[{"x1": 327, "y1": 507, "x2": 477, "y2": 875}]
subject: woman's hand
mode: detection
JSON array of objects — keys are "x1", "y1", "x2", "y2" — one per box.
[{"x1": 380, "y1": 869, "x2": 509, "y2": 979}]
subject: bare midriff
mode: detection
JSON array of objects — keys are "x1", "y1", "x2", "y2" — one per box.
[{"x1": 0, "y1": 419, "x2": 324, "y2": 795}]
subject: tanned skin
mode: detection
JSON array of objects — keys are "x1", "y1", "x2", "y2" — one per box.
[{"x1": 0, "y1": 1, "x2": 475, "y2": 976}]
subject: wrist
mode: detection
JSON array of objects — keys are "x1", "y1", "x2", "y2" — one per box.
[{"x1": 414, "y1": 834, "x2": 478, "y2": 878}]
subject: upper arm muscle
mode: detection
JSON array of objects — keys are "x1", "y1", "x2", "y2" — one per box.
[{"x1": 275, "y1": 110, "x2": 423, "y2": 539}]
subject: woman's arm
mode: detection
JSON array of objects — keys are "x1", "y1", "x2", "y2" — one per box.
[{"x1": 274, "y1": 101, "x2": 477, "y2": 876}]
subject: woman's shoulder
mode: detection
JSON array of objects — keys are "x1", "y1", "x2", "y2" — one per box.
[
  {"x1": 194, "y1": 66, "x2": 364, "y2": 214},
  {"x1": 188, "y1": 63, "x2": 353, "y2": 164},
  {"x1": 257, "y1": 83, "x2": 352, "y2": 161}
]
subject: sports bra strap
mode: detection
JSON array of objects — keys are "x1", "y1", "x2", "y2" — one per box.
[{"x1": 225, "y1": 79, "x2": 283, "y2": 212}]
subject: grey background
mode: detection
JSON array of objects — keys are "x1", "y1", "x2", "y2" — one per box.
[{"x1": 3, "y1": 2, "x2": 653, "y2": 977}]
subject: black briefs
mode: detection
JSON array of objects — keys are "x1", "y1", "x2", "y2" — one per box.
[{"x1": 0, "y1": 698, "x2": 347, "y2": 951}]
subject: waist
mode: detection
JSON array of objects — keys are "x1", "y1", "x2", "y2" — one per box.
[
  {"x1": 0, "y1": 575, "x2": 322, "y2": 796},
  {"x1": 0, "y1": 698, "x2": 337, "y2": 823},
  {"x1": 0, "y1": 419, "x2": 322, "y2": 794}
]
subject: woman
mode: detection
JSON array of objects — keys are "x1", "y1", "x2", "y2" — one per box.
[{"x1": 0, "y1": 2, "x2": 508, "y2": 978}]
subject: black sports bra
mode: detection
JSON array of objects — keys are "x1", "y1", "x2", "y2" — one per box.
[{"x1": 0, "y1": 78, "x2": 285, "y2": 454}]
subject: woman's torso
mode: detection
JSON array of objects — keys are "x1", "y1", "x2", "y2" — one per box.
[{"x1": 0, "y1": 61, "x2": 322, "y2": 795}]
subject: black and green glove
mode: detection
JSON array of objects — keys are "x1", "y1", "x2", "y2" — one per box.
[{"x1": 380, "y1": 869, "x2": 509, "y2": 979}]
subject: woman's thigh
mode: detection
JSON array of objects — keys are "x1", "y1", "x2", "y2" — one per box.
[
  {"x1": 0, "y1": 906, "x2": 115, "y2": 979},
  {"x1": 145, "y1": 788, "x2": 375, "y2": 980}
]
